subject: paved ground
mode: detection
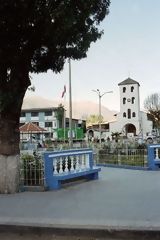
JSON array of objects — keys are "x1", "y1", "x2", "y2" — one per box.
[{"x1": 1, "y1": 167, "x2": 160, "y2": 239}]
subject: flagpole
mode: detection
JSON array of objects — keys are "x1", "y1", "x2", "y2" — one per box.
[
  {"x1": 63, "y1": 93, "x2": 66, "y2": 143},
  {"x1": 68, "y1": 58, "x2": 73, "y2": 148}
]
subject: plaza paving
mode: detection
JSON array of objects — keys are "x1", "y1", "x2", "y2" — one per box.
[{"x1": 1, "y1": 167, "x2": 160, "y2": 239}]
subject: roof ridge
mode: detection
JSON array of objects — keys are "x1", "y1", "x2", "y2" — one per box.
[{"x1": 118, "y1": 78, "x2": 140, "y2": 86}]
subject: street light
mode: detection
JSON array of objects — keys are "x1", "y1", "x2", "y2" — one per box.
[{"x1": 92, "y1": 89, "x2": 113, "y2": 148}]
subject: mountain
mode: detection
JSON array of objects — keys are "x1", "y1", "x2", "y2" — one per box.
[{"x1": 22, "y1": 95, "x2": 116, "y2": 122}]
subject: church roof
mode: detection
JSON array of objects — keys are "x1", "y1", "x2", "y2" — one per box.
[{"x1": 118, "y1": 78, "x2": 140, "y2": 86}]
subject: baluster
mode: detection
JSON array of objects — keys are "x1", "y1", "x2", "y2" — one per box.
[
  {"x1": 53, "y1": 158, "x2": 58, "y2": 174},
  {"x1": 70, "y1": 156, "x2": 74, "y2": 171},
  {"x1": 155, "y1": 148, "x2": 159, "y2": 160},
  {"x1": 64, "y1": 157, "x2": 69, "y2": 173},
  {"x1": 75, "y1": 155, "x2": 79, "y2": 171},
  {"x1": 59, "y1": 157, "x2": 63, "y2": 174},
  {"x1": 81, "y1": 154, "x2": 86, "y2": 170},
  {"x1": 79, "y1": 155, "x2": 82, "y2": 172},
  {"x1": 86, "y1": 154, "x2": 90, "y2": 168}
]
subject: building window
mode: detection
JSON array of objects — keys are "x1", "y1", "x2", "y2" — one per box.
[
  {"x1": 31, "y1": 112, "x2": 38, "y2": 117},
  {"x1": 45, "y1": 122, "x2": 53, "y2": 127},
  {"x1": 123, "y1": 98, "x2": 126, "y2": 104},
  {"x1": 132, "y1": 112, "x2": 136, "y2": 117},
  {"x1": 21, "y1": 112, "x2": 25, "y2": 117},
  {"x1": 131, "y1": 86, "x2": 134, "y2": 92},
  {"x1": 123, "y1": 112, "x2": 126, "y2": 118},
  {"x1": 128, "y1": 109, "x2": 131, "y2": 119},
  {"x1": 123, "y1": 87, "x2": 126, "y2": 93},
  {"x1": 44, "y1": 111, "x2": 52, "y2": 116},
  {"x1": 132, "y1": 97, "x2": 135, "y2": 104}
]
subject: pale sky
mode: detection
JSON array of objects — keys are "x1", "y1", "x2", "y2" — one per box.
[{"x1": 27, "y1": 0, "x2": 160, "y2": 111}]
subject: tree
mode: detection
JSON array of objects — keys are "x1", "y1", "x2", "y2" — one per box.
[
  {"x1": 111, "y1": 132, "x2": 121, "y2": 143},
  {"x1": 86, "y1": 114, "x2": 104, "y2": 126},
  {"x1": 0, "y1": 0, "x2": 110, "y2": 193},
  {"x1": 144, "y1": 93, "x2": 160, "y2": 129},
  {"x1": 56, "y1": 104, "x2": 65, "y2": 128}
]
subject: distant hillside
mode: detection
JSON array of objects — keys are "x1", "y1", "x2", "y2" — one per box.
[{"x1": 22, "y1": 96, "x2": 116, "y2": 122}]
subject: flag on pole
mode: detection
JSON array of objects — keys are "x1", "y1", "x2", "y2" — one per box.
[{"x1": 61, "y1": 85, "x2": 66, "y2": 98}]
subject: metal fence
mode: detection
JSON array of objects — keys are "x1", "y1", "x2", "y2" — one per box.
[
  {"x1": 19, "y1": 148, "x2": 148, "y2": 189},
  {"x1": 20, "y1": 151, "x2": 44, "y2": 188},
  {"x1": 94, "y1": 148, "x2": 148, "y2": 168}
]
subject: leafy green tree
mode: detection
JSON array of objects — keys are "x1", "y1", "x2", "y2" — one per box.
[
  {"x1": 0, "y1": 0, "x2": 110, "y2": 193},
  {"x1": 56, "y1": 104, "x2": 65, "y2": 128},
  {"x1": 86, "y1": 114, "x2": 104, "y2": 126},
  {"x1": 144, "y1": 93, "x2": 160, "y2": 129}
]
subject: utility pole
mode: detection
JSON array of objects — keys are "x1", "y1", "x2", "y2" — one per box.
[{"x1": 92, "y1": 89, "x2": 113, "y2": 148}]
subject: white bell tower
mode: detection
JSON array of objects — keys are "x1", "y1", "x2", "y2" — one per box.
[
  {"x1": 109, "y1": 78, "x2": 153, "y2": 138},
  {"x1": 118, "y1": 78, "x2": 141, "y2": 135}
]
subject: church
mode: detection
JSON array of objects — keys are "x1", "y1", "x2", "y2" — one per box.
[{"x1": 109, "y1": 78, "x2": 153, "y2": 138}]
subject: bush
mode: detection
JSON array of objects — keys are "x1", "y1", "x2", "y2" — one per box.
[{"x1": 20, "y1": 151, "x2": 43, "y2": 186}]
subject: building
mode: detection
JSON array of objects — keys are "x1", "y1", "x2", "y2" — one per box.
[
  {"x1": 87, "y1": 78, "x2": 153, "y2": 141},
  {"x1": 20, "y1": 106, "x2": 86, "y2": 141},
  {"x1": 109, "y1": 78, "x2": 153, "y2": 138},
  {"x1": 20, "y1": 107, "x2": 59, "y2": 139}
]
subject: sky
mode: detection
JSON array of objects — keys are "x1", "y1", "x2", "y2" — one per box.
[{"x1": 27, "y1": 0, "x2": 160, "y2": 112}]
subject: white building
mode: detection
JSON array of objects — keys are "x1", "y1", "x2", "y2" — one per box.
[{"x1": 109, "y1": 78, "x2": 153, "y2": 138}]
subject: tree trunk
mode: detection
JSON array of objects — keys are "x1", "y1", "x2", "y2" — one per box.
[
  {"x1": 0, "y1": 116, "x2": 22, "y2": 193},
  {"x1": 0, "y1": 64, "x2": 30, "y2": 193},
  {"x1": 0, "y1": 155, "x2": 20, "y2": 193}
]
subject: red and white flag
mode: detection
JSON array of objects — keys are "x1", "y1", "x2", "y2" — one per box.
[{"x1": 61, "y1": 85, "x2": 66, "y2": 98}]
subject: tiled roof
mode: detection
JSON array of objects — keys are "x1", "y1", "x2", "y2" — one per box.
[
  {"x1": 19, "y1": 122, "x2": 46, "y2": 132},
  {"x1": 118, "y1": 78, "x2": 140, "y2": 86}
]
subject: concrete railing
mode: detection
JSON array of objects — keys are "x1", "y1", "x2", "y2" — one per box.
[
  {"x1": 148, "y1": 144, "x2": 160, "y2": 170},
  {"x1": 43, "y1": 148, "x2": 101, "y2": 190},
  {"x1": 44, "y1": 148, "x2": 94, "y2": 176}
]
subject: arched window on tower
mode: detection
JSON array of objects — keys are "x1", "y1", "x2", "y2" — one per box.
[
  {"x1": 123, "y1": 112, "x2": 126, "y2": 118},
  {"x1": 123, "y1": 98, "x2": 126, "y2": 104},
  {"x1": 132, "y1": 97, "x2": 135, "y2": 104},
  {"x1": 132, "y1": 112, "x2": 136, "y2": 117},
  {"x1": 131, "y1": 86, "x2": 134, "y2": 92},
  {"x1": 123, "y1": 87, "x2": 126, "y2": 93},
  {"x1": 128, "y1": 109, "x2": 131, "y2": 119}
]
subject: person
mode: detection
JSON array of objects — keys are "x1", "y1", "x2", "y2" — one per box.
[{"x1": 37, "y1": 142, "x2": 42, "y2": 148}]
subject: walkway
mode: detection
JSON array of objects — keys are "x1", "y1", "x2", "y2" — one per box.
[{"x1": 1, "y1": 167, "x2": 160, "y2": 239}]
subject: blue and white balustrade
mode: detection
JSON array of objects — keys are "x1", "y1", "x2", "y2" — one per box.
[
  {"x1": 148, "y1": 144, "x2": 160, "y2": 170},
  {"x1": 44, "y1": 148, "x2": 101, "y2": 190}
]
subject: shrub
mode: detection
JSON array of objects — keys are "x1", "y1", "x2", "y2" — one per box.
[{"x1": 20, "y1": 151, "x2": 44, "y2": 186}]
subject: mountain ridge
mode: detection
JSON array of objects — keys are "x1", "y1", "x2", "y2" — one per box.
[{"x1": 22, "y1": 95, "x2": 117, "y2": 122}]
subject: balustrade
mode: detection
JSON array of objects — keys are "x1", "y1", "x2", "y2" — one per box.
[
  {"x1": 148, "y1": 144, "x2": 160, "y2": 170},
  {"x1": 53, "y1": 153, "x2": 90, "y2": 175},
  {"x1": 154, "y1": 147, "x2": 160, "y2": 161},
  {"x1": 44, "y1": 148, "x2": 101, "y2": 190}
]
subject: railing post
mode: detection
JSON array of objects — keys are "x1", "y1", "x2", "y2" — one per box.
[
  {"x1": 44, "y1": 153, "x2": 55, "y2": 189},
  {"x1": 89, "y1": 151, "x2": 93, "y2": 169},
  {"x1": 118, "y1": 149, "x2": 121, "y2": 166},
  {"x1": 147, "y1": 145, "x2": 160, "y2": 170},
  {"x1": 53, "y1": 158, "x2": 58, "y2": 174}
]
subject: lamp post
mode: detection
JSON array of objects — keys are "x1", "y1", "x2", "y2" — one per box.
[{"x1": 92, "y1": 89, "x2": 113, "y2": 148}]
